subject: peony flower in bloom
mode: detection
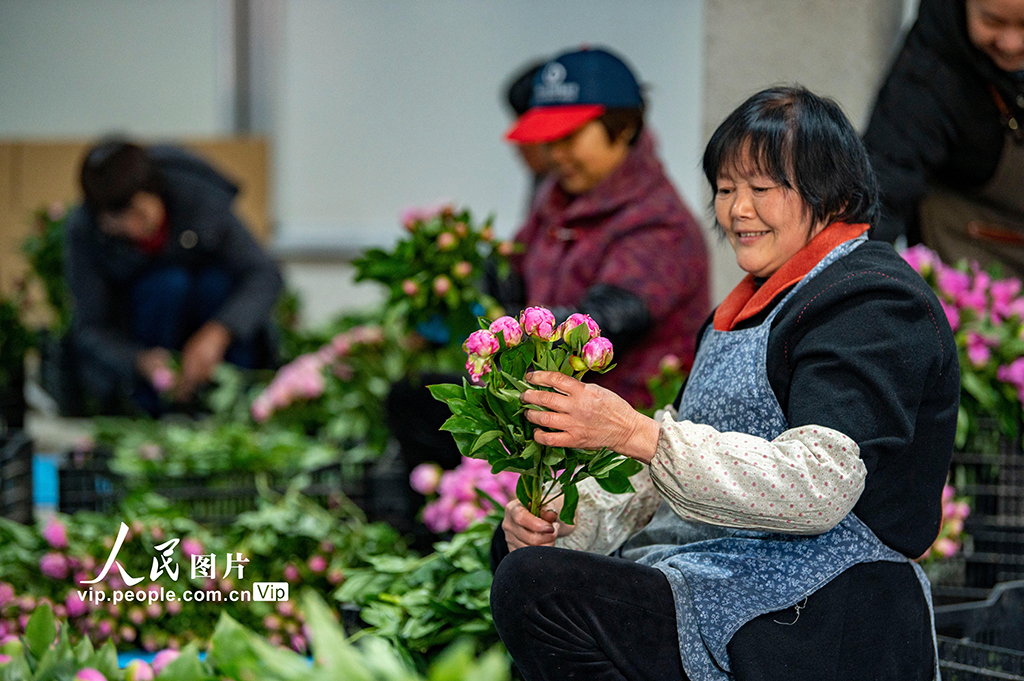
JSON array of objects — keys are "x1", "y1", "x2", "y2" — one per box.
[
  {"x1": 558, "y1": 313, "x2": 601, "y2": 345},
  {"x1": 422, "y1": 496, "x2": 457, "y2": 533},
  {"x1": 433, "y1": 275, "x2": 452, "y2": 296},
  {"x1": 152, "y1": 649, "x2": 180, "y2": 675},
  {"x1": 450, "y1": 501, "x2": 486, "y2": 533},
  {"x1": 463, "y1": 329, "x2": 499, "y2": 358},
  {"x1": 73, "y1": 669, "x2": 106, "y2": 681},
  {"x1": 519, "y1": 307, "x2": 559, "y2": 341},
  {"x1": 39, "y1": 552, "x2": 69, "y2": 580},
  {"x1": 938, "y1": 299, "x2": 960, "y2": 332},
  {"x1": 488, "y1": 316, "x2": 524, "y2": 347},
  {"x1": 125, "y1": 659, "x2": 154, "y2": 681},
  {"x1": 582, "y1": 337, "x2": 614, "y2": 371},
  {"x1": 936, "y1": 268, "x2": 971, "y2": 303},
  {"x1": 452, "y1": 261, "x2": 473, "y2": 279},
  {"x1": 42, "y1": 516, "x2": 68, "y2": 549},
  {"x1": 401, "y1": 279, "x2": 419, "y2": 296},
  {"x1": 410, "y1": 463, "x2": 443, "y2": 495}
]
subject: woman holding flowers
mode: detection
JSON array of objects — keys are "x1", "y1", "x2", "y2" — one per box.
[{"x1": 490, "y1": 87, "x2": 960, "y2": 680}]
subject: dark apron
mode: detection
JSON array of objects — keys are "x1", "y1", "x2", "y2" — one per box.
[
  {"x1": 623, "y1": 236, "x2": 938, "y2": 680},
  {"x1": 920, "y1": 116, "x2": 1024, "y2": 279}
]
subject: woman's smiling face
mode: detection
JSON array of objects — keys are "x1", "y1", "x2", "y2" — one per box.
[{"x1": 715, "y1": 150, "x2": 825, "y2": 278}]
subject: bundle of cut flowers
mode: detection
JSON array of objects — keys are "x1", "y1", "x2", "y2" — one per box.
[
  {"x1": 410, "y1": 457, "x2": 518, "y2": 533},
  {"x1": 353, "y1": 204, "x2": 513, "y2": 350},
  {"x1": 918, "y1": 484, "x2": 971, "y2": 562},
  {"x1": 902, "y1": 245, "x2": 1024, "y2": 448},
  {"x1": 429, "y1": 307, "x2": 642, "y2": 523},
  {"x1": 248, "y1": 323, "x2": 394, "y2": 459}
]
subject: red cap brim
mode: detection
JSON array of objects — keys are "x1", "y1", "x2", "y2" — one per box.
[{"x1": 504, "y1": 104, "x2": 606, "y2": 144}]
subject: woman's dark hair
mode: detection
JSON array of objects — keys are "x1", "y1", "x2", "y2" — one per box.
[
  {"x1": 80, "y1": 138, "x2": 165, "y2": 216},
  {"x1": 702, "y1": 86, "x2": 879, "y2": 231},
  {"x1": 598, "y1": 105, "x2": 646, "y2": 146}
]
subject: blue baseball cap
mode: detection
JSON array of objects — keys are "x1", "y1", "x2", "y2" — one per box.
[{"x1": 505, "y1": 47, "x2": 643, "y2": 144}]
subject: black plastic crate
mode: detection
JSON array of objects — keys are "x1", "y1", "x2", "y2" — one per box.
[
  {"x1": 938, "y1": 637, "x2": 1024, "y2": 680},
  {"x1": 0, "y1": 430, "x2": 33, "y2": 524},
  {"x1": 58, "y1": 447, "x2": 122, "y2": 514},
  {"x1": 935, "y1": 581, "x2": 1024, "y2": 651}
]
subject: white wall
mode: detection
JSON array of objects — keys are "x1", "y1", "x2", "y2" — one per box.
[
  {"x1": 265, "y1": 0, "x2": 706, "y2": 250},
  {"x1": 0, "y1": 0, "x2": 233, "y2": 137}
]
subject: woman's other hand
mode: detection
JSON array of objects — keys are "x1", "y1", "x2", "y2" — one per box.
[
  {"x1": 521, "y1": 371, "x2": 660, "y2": 463},
  {"x1": 502, "y1": 498, "x2": 574, "y2": 551}
]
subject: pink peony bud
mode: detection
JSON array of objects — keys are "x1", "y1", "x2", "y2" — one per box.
[
  {"x1": 166, "y1": 600, "x2": 181, "y2": 616},
  {"x1": 327, "y1": 569, "x2": 345, "y2": 585},
  {"x1": 582, "y1": 337, "x2": 614, "y2": 371},
  {"x1": 264, "y1": 614, "x2": 282, "y2": 630},
  {"x1": 659, "y1": 354, "x2": 682, "y2": 372},
  {"x1": 519, "y1": 307, "x2": 559, "y2": 341},
  {"x1": 42, "y1": 517, "x2": 68, "y2": 549},
  {"x1": 125, "y1": 659, "x2": 154, "y2": 681},
  {"x1": 437, "y1": 232, "x2": 457, "y2": 251},
  {"x1": 283, "y1": 564, "x2": 300, "y2": 583},
  {"x1": 481, "y1": 226, "x2": 495, "y2": 241},
  {"x1": 410, "y1": 463, "x2": 443, "y2": 495},
  {"x1": 151, "y1": 367, "x2": 175, "y2": 393},
  {"x1": 307, "y1": 555, "x2": 327, "y2": 574},
  {"x1": 39, "y1": 552, "x2": 69, "y2": 580},
  {"x1": 65, "y1": 591, "x2": 88, "y2": 618},
  {"x1": 433, "y1": 275, "x2": 452, "y2": 296},
  {"x1": 0, "y1": 584, "x2": 13, "y2": 608},
  {"x1": 74, "y1": 669, "x2": 106, "y2": 681},
  {"x1": 558, "y1": 313, "x2": 601, "y2": 345},
  {"x1": 463, "y1": 329, "x2": 499, "y2": 358},
  {"x1": 465, "y1": 354, "x2": 493, "y2": 382},
  {"x1": 488, "y1": 316, "x2": 523, "y2": 347},
  {"x1": 452, "y1": 261, "x2": 473, "y2": 279},
  {"x1": 151, "y1": 649, "x2": 180, "y2": 675},
  {"x1": 401, "y1": 279, "x2": 419, "y2": 296},
  {"x1": 952, "y1": 501, "x2": 971, "y2": 520},
  {"x1": 933, "y1": 537, "x2": 959, "y2": 558},
  {"x1": 180, "y1": 538, "x2": 203, "y2": 559},
  {"x1": 497, "y1": 241, "x2": 515, "y2": 257}
]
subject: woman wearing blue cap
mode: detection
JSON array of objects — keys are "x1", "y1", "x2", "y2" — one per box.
[
  {"x1": 502, "y1": 47, "x2": 710, "y2": 410},
  {"x1": 491, "y1": 86, "x2": 958, "y2": 680}
]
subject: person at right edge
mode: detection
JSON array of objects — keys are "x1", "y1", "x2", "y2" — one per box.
[
  {"x1": 502, "y1": 47, "x2": 709, "y2": 409},
  {"x1": 865, "y1": 0, "x2": 1024, "y2": 278}
]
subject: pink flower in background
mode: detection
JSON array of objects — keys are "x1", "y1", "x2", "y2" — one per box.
[
  {"x1": 125, "y1": 660, "x2": 154, "y2": 681},
  {"x1": 938, "y1": 300, "x2": 960, "y2": 331},
  {"x1": 901, "y1": 245, "x2": 940, "y2": 276},
  {"x1": 180, "y1": 538, "x2": 203, "y2": 559},
  {"x1": 42, "y1": 516, "x2": 68, "y2": 549},
  {"x1": 0, "y1": 655, "x2": 10, "y2": 665},
  {"x1": 936, "y1": 268, "x2": 971, "y2": 302},
  {"x1": 152, "y1": 649, "x2": 180, "y2": 675},
  {"x1": 451, "y1": 502, "x2": 485, "y2": 533},
  {"x1": 951, "y1": 501, "x2": 971, "y2": 520},
  {"x1": 437, "y1": 232, "x2": 457, "y2": 251},
  {"x1": 0, "y1": 583, "x2": 13, "y2": 608},
  {"x1": 488, "y1": 316, "x2": 524, "y2": 347},
  {"x1": 65, "y1": 591, "x2": 88, "y2": 618},
  {"x1": 519, "y1": 307, "x2": 559, "y2": 341},
  {"x1": 496, "y1": 241, "x2": 515, "y2": 257},
  {"x1": 402, "y1": 279, "x2": 419, "y2": 296},
  {"x1": 659, "y1": 354, "x2": 682, "y2": 372},
  {"x1": 420, "y1": 457, "x2": 519, "y2": 534},
  {"x1": 966, "y1": 331, "x2": 994, "y2": 367},
  {"x1": 433, "y1": 275, "x2": 452, "y2": 296},
  {"x1": 151, "y1": 367, "x2": 175, "y2": 393},
  {"x1": 933, "y1": 537, "x2": 959, "y2": 559},
  {"x1": 463, "y1": 329, "x2": 499, "y2": 358},
  {"x1": 307, "y1": 555, "x2": 327, "y2": 574},
  {"x1": 582, "y1": 337, "x2": 614, "y2": 371},
  {"x1": 990, "y1": 278, "x2": 1023, "y2": 321},
  {"x1": 251, "y1": 397, "x2": 273, "y2": 423},
  {"x1": 558, "y1": 313, "x2": 601, "y2": 344},
  {"x1": 73, "y1": 669, "x2": 107, "y2": 681},
  {"x1": 410, "y1": 463, "x2": 443, "y2": 495},
  {"x1": 998, "y1": 357, "x2": 1024, "y2": 389},
  {"x1": 39, "y1": 552, "x2": 69, "y2": 580},
  {"x1": 452, "y1": 261, "x2": 473, "y2": 279},
  {"x1": 422, "y1": 496, "x2": 457, "y2": 533},
  {"x1": 283, "y1": 564, "x2": 300, "y2": 583}
]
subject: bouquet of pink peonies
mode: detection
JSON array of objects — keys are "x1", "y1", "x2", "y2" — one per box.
[{"x1": 429, "y1": 307, "x2": 642, "y2": 523}]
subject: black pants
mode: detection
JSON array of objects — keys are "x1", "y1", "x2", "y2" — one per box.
[{"x1": 490, "y1": 528, "x2": 935, "y2": 681}]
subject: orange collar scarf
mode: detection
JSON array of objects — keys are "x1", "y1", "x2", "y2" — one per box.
[{"x1": 713, "y1": 222, "x2": 870, "y2": 332}]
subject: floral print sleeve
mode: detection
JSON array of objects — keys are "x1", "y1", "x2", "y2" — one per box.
[{"x1": 649, "y1": 411, "x2": 867, "y2": 534}]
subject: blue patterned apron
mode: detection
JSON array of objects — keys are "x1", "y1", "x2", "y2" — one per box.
[{"x1": 629, "y1": 235, "x2": 939, "y2": 680}]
